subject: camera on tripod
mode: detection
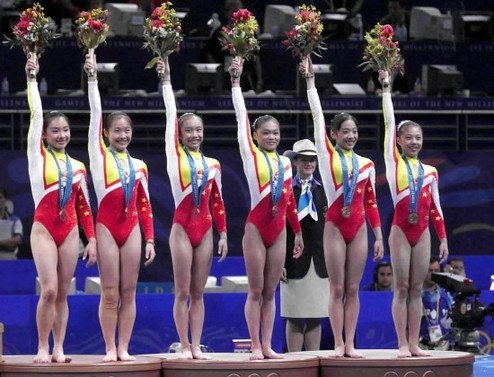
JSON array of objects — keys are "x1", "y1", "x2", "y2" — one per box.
[{"x1": 432, "y1": 272, "x2": 494, "y2": 353}]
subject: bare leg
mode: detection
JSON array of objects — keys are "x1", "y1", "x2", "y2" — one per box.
[
  {"x1": 51, "y1": 227, "x2": 79, "y2": 363},
  {"x1": 324, "y1": 222, "x2": 347, "y2": 357},
  {"x1": 31, "y1": 223, "x2": 59, "y2": 363},
  {"x1": 389, "y1": 225, "x2": 412, "y2": 358},
  {"x1": 189, "y1": 230, "x2": 213, "y2": 360},
  {"x1": 116, "y1": 226, "x2": 142, "y2": 361},
  {"x1": 408, "y1": 231, "x2": 431, "y2": 357},
  {"x1": 343, "y1": 225, "x2": 367, "y2": 358},
  {"x1": 169, "y1": 224, "x2": 194, "y2": 359},
  {"x1": 243, "y1": 223, "x2": 267, "y2": 360},
  {"x1": 286, "y1": 319, "x2": 305, "y2": 352},
  {"x1": 260, "y1": 230, "x2": 286, "y2": 359},
  {"x1": 304, "y1": 318, "x2": 322, "y2": 351},
  {"x1": 96, "y1": 224, "x2": 121, "y2": 362}
]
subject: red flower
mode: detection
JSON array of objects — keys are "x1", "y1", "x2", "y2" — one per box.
[
  {"x1": 232, "y1": 9, "x2": 251, "y2": 24},
  {"x1": 88, "y1": 19, "x2": 104, "y2": 33},
  {"x1": 381, "y1": 24, "x2": 394, "y2": 38},
  {"x1": 152, "y1": 19, "x2": 163, "y2": 28}
]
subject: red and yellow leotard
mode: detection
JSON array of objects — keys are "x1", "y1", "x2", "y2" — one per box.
[
  {"x1": 88, "y1": 81, "x2": 154, "y2": 247},
  {"x1": 162, "y1": 84, "x2": 226, "y2": 247},
  {"x1": 308, "y1": 88, "x2": 381, "y2": 243},
  {"x1": 232, "y1": 87, "x2": 301, "y2": 247},
  {"x1": 382, "y1": 92, "x2": 446, "y2": 246},
  {"x1": 27, "y1": 81, "x2": 95, "y2": 246}
]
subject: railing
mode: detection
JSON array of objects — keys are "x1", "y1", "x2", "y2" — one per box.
[{"x1": 2, "y1": 95, "x2": 494, "y2": 152}]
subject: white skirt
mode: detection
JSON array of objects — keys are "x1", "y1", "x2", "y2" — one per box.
[{"x1": 280, "y1": 259, "x2": 329, "y2": 318}]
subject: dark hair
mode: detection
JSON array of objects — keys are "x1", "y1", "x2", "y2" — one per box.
[
  {"x1": 106, "y1": 111, "x2": 133, "y2": 131},
  {"x1": 430, "y1": 256, "x2": 441, "y2": 265},
  {"x1": 0, "y1": 187, "x2": 7, "y2": 198},
  {"x1": 252, "y1": 115, "x2": 279, "y2": 131},
  {"x1": 329, "y1": 112, "x2": 358, "y2": 133},
  {"x1": 449, "y1": 257, "x2": 464, "y2": 264},
  {"x1": 374, "y1": 261, "x2": 392, "y2": 283},
  {"x1": 397, "y1": 120, "x2": 421, "y2": 136},
  {"x1": 178, "y1": 113, "x2": 203, "y2": 129},
  {"x1": 43, "y1": 111, "x2": 69, "y2": 131}
]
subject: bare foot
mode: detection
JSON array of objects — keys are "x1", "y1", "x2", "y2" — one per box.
[
  {"x1": 262, "y1": 347, "x2": 283, "y2": 359},
  {"x1": 102, "y1": 349, "x2": 118, "y2": 362},
  {"x1": 410, "y1": 346, "x2": 430, "y2": 357},
  {"x1": 51, "y1": 354, "x2": 72, "y2": 363},
  {"x1": 117, "y1": 350, "x2": 136, "y2": 361},
  {"x1": 334, "y1": 345, "x2": 345, "y2": 357},
  {"x1": 345, "y1": 346, "x2": 365, "y2": 358},
  {"x1": 397, "y1": 345, "x2": 412, "y2": 358},
  {"x1": 249, "y1": 347, "x2": 264, "y2": 360},
  {"x1": 191, "y1": 345, "x2": 212, "y2": 360},
  {"x1": 33, "y1": 349, "x2": 50, "y2": 364},
  {"x1": 178, "y1": 345, "x2": 193, "y2": 360}
]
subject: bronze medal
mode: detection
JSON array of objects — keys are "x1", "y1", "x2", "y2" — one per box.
[
  {"x1": 195, "y1": 207, "x2": 200, "y2": 217},
  {"x1": 341, "y1": 206, "x2": 351, "y2": 218},
  {"x1": 124, "y1": 207, "x2": 128, "y2": 218},
  {"x1": 59, "y1": 208, "x2": 66, "y2": 222},
  {"x1": 408, "y1": 212, "x2": 418, "y2": 224},
  {"x1": 272, "y1": 205, "x2": 278, "y2": 217}
]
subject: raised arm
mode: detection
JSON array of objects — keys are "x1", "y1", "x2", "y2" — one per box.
[
  {"x1": 229, "y1": 57, "x2": 256, "y2": 160},
  {"x1": 84, "y1": 54, "x2": 106, "y2": 176},
  {"x1": 302, "y1": 57, "x2": 336, "y2": 197},
  {"x1": 379, "y1": 70, "x2": 400, "y2": 194},
  {"x1": 26, "y1": 56, "x2": 43, "y2": 170}
]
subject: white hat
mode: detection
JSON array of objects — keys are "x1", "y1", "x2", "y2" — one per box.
[{"x1": 284, "y1": 139, "x2": 317, "y2": 159}]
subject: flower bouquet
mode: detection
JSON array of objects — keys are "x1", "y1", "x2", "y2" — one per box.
[
  {"x1": 219, "y1": 8, "x2": 259, "y2": 77},
  {"x1": 75, "y1": 8, "x2": 110, "y2": 68},
  {"x1": 359, "y1": 23, "x2": 404, "y2": 76},
  {"x1": 3, "y1": 3, "x2": 60, "y2": 77},
  {"x1": 282, "y1": 4, "x2": 326, "y2": 75},
  {"x1": 142, "y1": 1, "x2": 183, "y2": 74}
]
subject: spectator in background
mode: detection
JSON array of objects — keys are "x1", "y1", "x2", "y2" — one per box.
[
  {"x1": 363, "y1": 261, "x2": 393, "y2": 291},
  {"x1": 204, "y1": 0, "x2": 263, "y2": 93},
  {"x1": 281, "y1": 139, "x2": 329, "y2": 352},
  {"x1": 419, "y1": 256, "x2": 453, "y2": 350},
  {"x1": 0, "y1": 187, "x2": 23, "y2": 260},
  {"x1": 379, "y1": 0, "x2": 409, "y2": 41},
  {"x1": 447, "y1": 257, "x2": 466, "y2": 277}
]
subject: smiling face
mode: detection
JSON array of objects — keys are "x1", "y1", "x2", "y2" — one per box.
[
  {"x1": 43, "y1": 116, "x2": 70, "y2": 152},
  {"x1": 397, "y1": 123, "x2": 423, "y2": 158},
  {"x1": 253, "y1": 120, "x2": 280, "y2": 152},
  {"x1": 104, "y1": 115, "x2": 133, "y2": 153},
  {"x1": 179, "y1": 114, "x2": 204, "y2": 152},
  {"x1": 331, "y1": 119, "x2": 358, "y2": 151},
  {"x1": 293, "y1": 155, "x2": 317, "y2": 179}
]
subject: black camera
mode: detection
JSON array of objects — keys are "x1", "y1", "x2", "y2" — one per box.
[{"x1": 431, "y1": 272, "x2": 494, "y2": 353}]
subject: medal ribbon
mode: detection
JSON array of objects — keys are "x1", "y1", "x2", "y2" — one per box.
[
  {"x1": 48, "y1": 148, "x2": 73, "y2": 211},
  {"x1": 261, "y1": 150, "x2": 284, "y2": 208},
  {"x1": 184, "y1": 148, "x2": 209, "y2": 209},
  {"x1": 403, "y1": 156, "x2": 424, "y2": 215},
  {"x1": 336, "y1": 146, "x2": 359, "y2": 207},
  {"x1": 109, "y1": 147, "x2": 135, "y2": 210}
]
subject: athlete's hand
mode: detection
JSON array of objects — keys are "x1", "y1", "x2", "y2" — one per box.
[
  {"x1": 373, "y1": 238, "x2": 384, "y2": 262},
  {"x1": 280, "y1": 268, "x2": 288, "y2": 283},
  {"x1": 293, "y1": 233, "x2": 304, "y2": 259},
  {"x1": 438, "y1": 238, "x2": 449, "y2": 264},
  {"x1": 144, "y1": 242, "x2": 156, "y2": 266},
  {"x1": 83, "y1": 238, "x2": 97, "y2": 267},
  {"x1": 217, "y1": 235, "x2": 228, "y2": 262}
]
